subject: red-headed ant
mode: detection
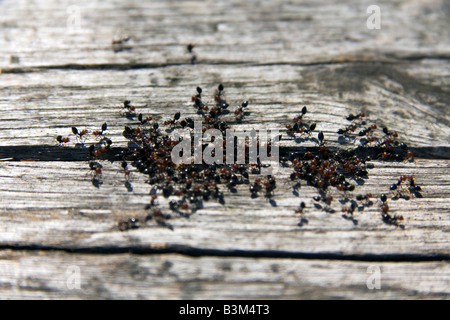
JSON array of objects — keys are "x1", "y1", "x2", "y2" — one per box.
[
  {"x1": 72, "y1": 126, "x2": 88, "y2": 143},
  {"x1": 92, "y1": 122, "x2": 107, "y2": 138},
  {"x1": 164, "y1": 112, "x2": 181, "y2": 126},
  {"x1": 123, "y1": 100, "x2": 135, "y2": 114},
  {"x1": 56, "y1": 135, "x2": 70, "y2": 145}
]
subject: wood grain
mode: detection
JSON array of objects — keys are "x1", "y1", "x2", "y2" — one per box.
[{"x1": 0, "y1": 250, "x2": 448, "y2": 299}]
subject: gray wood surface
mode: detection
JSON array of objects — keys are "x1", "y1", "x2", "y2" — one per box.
[{"x1": 0, "y1": 0, "x2": 449, "y2": 299}]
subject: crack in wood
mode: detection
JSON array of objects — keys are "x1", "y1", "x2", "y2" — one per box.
[
  {"x1": 0, "y1": 243, "x2": 449, "y2": 262},
  {"x1": 2, "y1": 54, "x2": 450, "y2": 74},
  {"x1": 0, "y1": 145, "x2": 448, "y2": 161}
]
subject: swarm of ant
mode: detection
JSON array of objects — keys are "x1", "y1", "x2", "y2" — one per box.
[{"x1": 57, "y1": 84, "x2": 422, "y2": 231}]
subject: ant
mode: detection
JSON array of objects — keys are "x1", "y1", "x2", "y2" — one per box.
[
  {"x1": 382, "y1": 127, "x2": 399, "y2": 138},
  {"x1": 295, "y1": 201, "x2": 306, "y2": 214},
  {"x1": 92, "y1": 122, "x2": 107, "y2": 138},
  {"x1": 407, "y1": 175, "x2": 422, "y2": 193},
  {"x1": 380, "y1": 203, "x2": 404, "y2": 226},
  {"x1": 340, "y1": 200, "x2": 359, "y2": 224},
  {"x1": 234, "y1": 101, "x2": 248, "y2": 120},
  {"x1": 355, "y1": 193, "x2": 374, "y2": 209},
  {"x1": 112, "y1": 36, "x2": 130, "y2": 45},
  {"x1": 286, "y1": 122, "x2": 316, "y2": 135},
  {"x1": 123, "y1": 100, "x2": 135, "y2": 113},
  {"x1": 378, "y1": 194, "x2": 403, "y2": 225},
  {"x1": 214, "y1": 84, "x2": 225, "y2": 101},
  {"x1": 356, "y1": 193, "x2": 372, "y2": 201},
  {"x1": 187, "y1": 44, "x2": 196, "y2": 65},
  {"x1": 138, "y1": 113, "x2": 152, "y2": 125},
  {"x1": 121, "y1": 161, "x2": 131, "y2": 180},
  {"x1": 292, "y1": 106, "x2": 308, "y2": 123},
  {"x1": 389, "y1": 175, "x2": 406, "y2": 191},
  {"x1": 112, "y1": 36, "x2": 131, "y2": 53},
  {"x1": 192, "y1": 86, "x2": 202, "y2": 101},
  {"x1": 250, "y1": 178, "x2": 262, "y2": 196},
  {"x1": 72, "y1": 126, "x2": 88, "y2": 143},
  {"x1": 317, "y1": 130, "x2": 328, "y2": 153},
  {"x1": 118, "y1": 217, "x2": 139, "y2": 231},
  {"x1": 89, "y1": 161, "x2": 103, "y2": 175},
  {"x1": 346, "y1": 112, "x2": 365, "y2": 121},
  {"x1": 263, "y1": 175, "x2": 276, "y2": 195},
  {"x1": 358, "y1": 124, "x2": 377, "y2": 137},
  {"x1": 193, "y1": 96, "x2": 206, "y2": 113},
  {"x1": 56, "y1": 135, "x2": 70, "y2": 145},
  {"x1": 164, "y1": 112, "x2": 181, "y2": 126},
  {"x1": 313, "y1": 194, "x2": 333, "y2": 205},
  {"x1": 390, "y1": 175, "x2": 422, "y2": 198},
  {"x1": 341, "y1": 200, "x2": 357, "y2": 216},
  {"x1": 337, "y1": 124, "x2": 358, "y2": 136},
  {"x1": 303, "y1": 123, "x2": 316, "y2": 134},
  {"x1": 187, "y1": 43, "x2": 195, "y2": 54}
]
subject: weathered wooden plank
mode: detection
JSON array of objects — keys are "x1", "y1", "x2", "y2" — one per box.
[
  {"x1": 0, "y1": 250, "x2": 448, "y2": 299},
  {"x1": 0, "y1": 63, "x2": 449, "y2": 153},
  {"x1": 1, "y1": 0, "x2": 449, "y2": 67},
  {"x1": 0, "y1": 159, "x2": 448, "y2": 257}
]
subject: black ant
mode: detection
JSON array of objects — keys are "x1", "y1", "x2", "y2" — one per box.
[
  {"x1": 123, "y1": 100, "x2": 135, "y2": 113},
  {"x1": 358, "y1": 124, "x2": 377, "y2": 137},
  {"x1": 378, "y1": 195, "x2": 403, "y2": 225},
  {"x1": 92, "y1": 122, "x2": 107, "y2": 138},
  {"x1": 295, "y1": 201, "x2": 306, "y2": 214},
  {"x1": 194, "y1": 96, "x2": 206, "y2": 113},
  {"x1": 317, "y1": 130, "x2": 328, "y2": 153},
  {"x1": 89, "y1": 161, "x2": 103, "y2": 176},
  {"x1": 341, "y1": 200, "x2": 357, "y2": 216},
  {"x1": 72, "y1": 126, "x2": 88, "y2": 142},
  {"x1": 234, "y1": 101, "x2": 248, "y2": 120},
  {"x1": 286, "y1": 122, "x2": 316, "y2": 135},
  {"x1": 292, "y1": 106, "x2": 308, "y2": 123},
  {"x1": 214, "y1": 84, "x2": 225, "y2": 102},
  {"x1": 187, "y1": 43, "x2": 195, "y2": 54},
  {"x1": 138, "y1": 113, "x2": 152, "y2": 125},
  {"x1": 263, "y1": 175, "x2": 276, "y2": 195},
  {"x1": 337, "y1": 124, "x2": 357, "y2": 135},
  {"x1": 390, "y1": 175, "x2": 422, "y2": 198},
  {"x1": 56, "y1": 135, "x2": 70, "y2": 145},
  {"x1": 407, "y1": 176, "x2": 422, "y2": 192},
  {"x1": 121, "y1": 161, "x2": 131, "y2": 180},
  {"x1": 164, "y1": 112, "x2": 181, "y2": 126},
  {"x1": 381, "y1": 204, "x2": 404, "y2": 226},
  {"x1": 187, "y1": 44, "x2": 196, "y2": 64},
  {"x1": 118, "y1": 217, "x2": 139, "y2": 231},
  {"x1": 192, "y1": 86, "x2": 202, "y2": 101},
  {"x1": 318, "y1": 131, "x2": 324, "y2": 143},
  {"x1": 354, "y1": 193, "x2": 374, "y2": 209},
  {"x1": 382, "y1": 127, "x2": 398, "y2": 138},
  {"x1": 250, "y1": 178, "x2": 262, "y2": 196},
  {"x1": 347, "y1": 112, "x2": 365, "y2": 121},
  {"x1": 356, "y1": 193, "x2": 372, "y2": 201},
  {"x1": 179, "y1": 117, "x2": 194, "y2": 129},
  {"x1": 313, "y1": 194, "x2": 334, "y2": 205}
]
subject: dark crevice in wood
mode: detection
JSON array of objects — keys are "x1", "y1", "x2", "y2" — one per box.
[
  {"x1": 1, "y1": 243, "x2": 449, "y2": 262},
  {"x1": 2, "y1": 54, "x2": 449, "y2": 73},
  {"x1": 0, "y1": 61, "x2": 252, "y2": 73},
  {"x1": 1, "y1": 145, "x2": 449, "y2": 161}
]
